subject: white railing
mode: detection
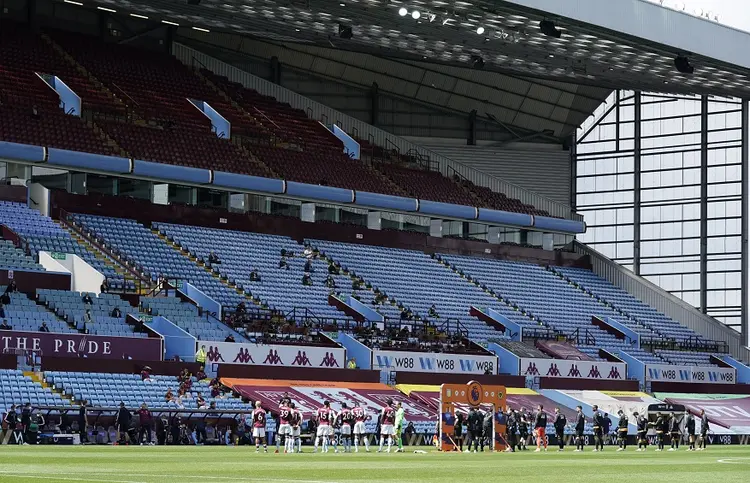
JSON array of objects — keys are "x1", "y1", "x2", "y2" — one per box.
[
  {"x1": 172, "y1": 43, "x2": 581, "y2": 221},
  {"x1": 574, "y1": 241, "x2": 750, "y2": 362}
]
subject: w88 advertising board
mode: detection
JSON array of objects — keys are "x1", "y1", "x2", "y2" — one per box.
[
  {"x1": 646, "y1": 364, "x2": 736, "y2": 384},
  {"x1": 373, "y1": 350, "x2": 497, "y2": 374}
]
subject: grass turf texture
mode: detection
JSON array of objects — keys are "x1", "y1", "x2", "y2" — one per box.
[{"x1": 2, "y1": 446, "x2": 750, "y2": 482}]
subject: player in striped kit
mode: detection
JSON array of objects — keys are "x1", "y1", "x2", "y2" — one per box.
[
  {"x1": 352, "y1": 402, "x2": 371, "y2": 453},
  {"x1": 377, "y1": 399, "x2": 396, "y2": 453},
  {"x1": 252, "y1": 401, "x2": 268, "y2": 453},
  {"x1": 314, "y1": 401, "x2": 334, "y2": 453},
  {"x1": 338, "y1": 403, "x2": 354, "y2": 453},
  {"x1": 277, "y1": 400, "x2": 293, "y2": 454}
]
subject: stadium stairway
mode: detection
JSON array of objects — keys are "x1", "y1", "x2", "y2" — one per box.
[
  {"x1": 153, "y1": 227, "x2": 261, "y2": 312},
  {"x1": 40, "y1": 32, "x2": 135, "y2": 120},
  {"x1": 550, "y1": 266, "x2": 701, "y2": 342},
  {"x1": 433, "y1": 255, "x2": 560, "y2": 337},
  {"x1": 62, "y1": 217, "x2": 152, "y2": 294}
]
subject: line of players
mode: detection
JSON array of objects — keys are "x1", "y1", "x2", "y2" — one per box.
[
  {"x1": 502, "y1": 405, "x2": 711, "y2": 453},
  {"x1": 246, "y1": 397, "x2": 405, "y2": 453}
]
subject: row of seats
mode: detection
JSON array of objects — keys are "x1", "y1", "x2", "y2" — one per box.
[
  {"x1": 46, "y1": 371, "x2": 252, "y2": 410},
  {"x1": 307, "y1": 239, "x2": 533, "y2": 341},
  {"x1": 156, "y1": 222, "x2": 354, "y2": 322},
  {"x1": 141, "y1": 296, "x2": 237, "y2": 342},
  {"x1": 0, "y1": 369, "x2": 69, "y2": 412},
  {"x1": 1, "y1": 289, "x2": 74, "y2": 333},
  {"x1": 0, "y1": 201, "x2": 127, "y2": 287},
  {"x1": 37, "y1": 289, "x2": 140, "y2": 337},
  {"x1": 0, "y1": 23, "x2": 551, "y2": 217}
]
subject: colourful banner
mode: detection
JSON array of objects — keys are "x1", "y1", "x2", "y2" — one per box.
[
  {"x1": 646, "y1": 364, "x2": 736, "y2": 384},
  {"x1": 373, "y1": 350, "x2": 497, "y2": 374},
  {"x1": 204, "y1": 341, "x2": 345, "y2": 369},
  {"x1": 520, "y1": 357, "x2": 625, "y2": 379},
  {"x1": 0, "y1": 330, "x2": 162, "y2": 360}
]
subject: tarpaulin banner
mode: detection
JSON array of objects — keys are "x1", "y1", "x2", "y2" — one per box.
[
  {"x1": 223, "y1": 378, "x2": 436, "y2": 433},
  {"x1": 373, "y1": 350, "x2": 497, "y2": 374},
  {"x1": 646, "y1": 364, "x2": 736, "y2": 384},
  {"x1": 204, "y1": 341, "x2": 345, "y2": 369},
  {"x1": 520, "y1": 358, "x2": 626, "y2": 379},
  {"x1": 0, "y1": 330, "x2": 162, "y2": 360}
]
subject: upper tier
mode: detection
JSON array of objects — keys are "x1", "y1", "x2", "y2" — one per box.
[{"x1": 0, "y1": 23, "x2": 565, "y2": 221}]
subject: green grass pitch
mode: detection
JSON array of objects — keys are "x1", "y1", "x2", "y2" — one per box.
[{"x1": 2, "y1": 446, "x2": 750, "y2": 482}]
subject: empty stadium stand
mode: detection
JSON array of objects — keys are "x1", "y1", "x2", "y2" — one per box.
[
  {"x1": 0, "y1": 369, "x2": 69, "y2": 412},
  {"x1": 0, "y1": 239, "x2": 44, "y2": 272},
  {"x1": 71, "y1": 214, "x2": 245, "y2": 309},
  {"x1": 155, "y1": 222, "x2": 353, "y2": 323},
  {"x1": 141, "y1": 296, "x2": 238, "y2": 342},
  {"x1": 553, "y1": 266, "x2": 701, "y2": 342},
  {"x1": 0, "y1": 23, "x2": 555, "y2": 217},
  {"x1": 1, "y1": 287, "x2": 74, "y2": 334},
  {"x1": 37, "y1": 289, "x2": 143, "y2": 338},
  {"x1": 0, "y1": 201, "x2": 130, "y2": 289},
  {"x1": 439, "y1": 253, "x2": 669, "y2": 363},
  {"x1": 46, "y1": 371, "x2": 252, "y2": 410},
  {"x1": 308, "y1": 239, "x2": 538, "y2": 342}
]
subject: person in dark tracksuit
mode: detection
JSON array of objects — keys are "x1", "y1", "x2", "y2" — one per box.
[
  {"x1": 553, "y1": 408, "x2": 567, "y2": 451},
  {"x1": 670, "y1": 413, "x2": 682, "y2": 451},
  {"x1": 686, "y1": 411, "x2": 696, "y2": 451},
  {"x1": 634, "y1": 412, "x2": 648, "y2": 451},
  {"x1": 481, "y1": 411, "x2": 493, "y2": 452},
  {"x1": 574, "y1": 406, "x2": 585, "y2": 452},
  {"x1": 518, "y1": 409, "x2": 529, "y2": 451},
  {"x1": 453, "y1": 412, "x2": 464, "y2": 452},
  {"x1": 592, "y1": 405, "x2": 604, "y2": 452},
  {"x1": 616, "y1": 410, "x2": 628, "y2": 451},
  {"x1": 465, "y1": 408, "x2": 483, "y2": 453},
  {"x1": 534, "y1": 405, "x2": 548, "y2": 452},
  {"x1": 698, "y1": 409, "x2": 709, "y2": 450},
  {"x1": 505, "y1": 408, "x2": 517, "y2": 452},
  {"x1": 654, "y1": 413, "x2": 667, "y2": 451},
  {"x1": 602, "y1": 412, "x2": 611, "y2": 446}
]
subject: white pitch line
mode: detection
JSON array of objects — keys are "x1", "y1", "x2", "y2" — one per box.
[
  {"x1": 0, "y1": 470, "x2": 339, "y2": 483},
  {"x1": 0, "y1": 473, "x2": 145, "y2": 483},
  {"x1": 717, "y1": 457, "x2": 750, "y2": 464}
]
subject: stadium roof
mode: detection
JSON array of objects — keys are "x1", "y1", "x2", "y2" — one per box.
[{"x1": 82, "y1": 0, "x2": 750, "y2": 137}]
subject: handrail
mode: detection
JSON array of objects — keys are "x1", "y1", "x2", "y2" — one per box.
[
  {"x1": 111, "y1": 82, "x2": 139, "y2": 107},
  {"x1": 59, "y1": 209, "x2": 151, "y2": 286},
  {"x1": 574, "y1": 241, "x2": 750, "y2": 362},
  {"x1": 171, "y1": 42, "x2": 581, "y2": 220}
]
